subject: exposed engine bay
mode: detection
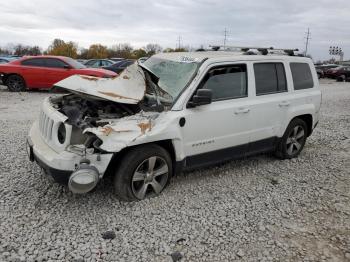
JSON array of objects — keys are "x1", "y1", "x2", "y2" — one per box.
[{"x1": 51, "y1": 94, "x2": 141, "y2": 130}]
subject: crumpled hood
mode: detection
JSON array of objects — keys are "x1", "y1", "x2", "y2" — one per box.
[{"x1": 54, "y1": 63, "x2": 146, "y2": 104}]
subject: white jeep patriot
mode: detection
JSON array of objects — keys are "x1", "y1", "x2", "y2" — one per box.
[{"x1": 27, "y1": 49, "x2": 321, "y2": 201}]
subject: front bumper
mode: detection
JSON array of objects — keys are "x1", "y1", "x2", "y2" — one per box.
[{"x1": 27, "y1": 121, "x2": 113, "y2": 185}]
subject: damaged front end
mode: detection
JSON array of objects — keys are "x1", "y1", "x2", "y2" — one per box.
[
  {"x1": 29, "y1": 63, "x2": 172, "y2": 193},
  {"x1": 52, "y1": 63, "x2": 172, "y2": 153}
]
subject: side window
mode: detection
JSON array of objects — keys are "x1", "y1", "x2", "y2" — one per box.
[
  {"x1": 91, "y1": 61, "x2": 100, "y2": 68},
  {"x1": 85, "y1": 60, "x2": 96, "y2": 66},
  {"x1": 254, "y1": 63, "x2": 287, "y2": 95},
  {"x1": 290, "y1": 63, "x2": 314, "y2": 90},
  {"x1": 44, "y1": 59, "x2": 67, "y2": 68},
  {"x1": 126, "y1": 61, "x2": 134, "y2": 67},
  {"x1": 105, "y1": 60, "x2": 113, "y2": 66},
  {"x1": 200, "y1": 64, "x2": 247, "y2": 101},
  {"x1": 21, "y1": 58, "x2": 46, "y2": 67}
]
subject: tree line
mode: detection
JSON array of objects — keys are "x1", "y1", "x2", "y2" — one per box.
[{"x1": 0, "y1": 39, "x2": 189, "y2": 59}]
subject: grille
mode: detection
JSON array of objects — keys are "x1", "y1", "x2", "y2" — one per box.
[{"x1": 39, "y1": 110, "x2": 54, "y2": 142}]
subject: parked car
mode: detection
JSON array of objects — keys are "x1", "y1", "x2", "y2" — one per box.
[
  {"x1": 0, "y1": 56, "x2": 117, "y2": 91},
  {"x1": 27, "y1": 51, "x2": 321, "y2": 201},
  {"x1": 102, "y1": 59, "x2": 135, "y2": 74},
  {"x1": 316, "y1": 68, "x2": 324, "y2": 79},
  {"x1": 110, "y1": 57, "x2": 125, "y2": 63},
  {"x1": 334, "y1": 66, "x2": 350, "y2": 81},
  {"x1": 138, "y1": 57, "x2": 149, "y2": 63},
  {"x1": 76, "y1": 59, "x2": 88, "y2": 64},
  {"x1": 316, "y1": 64, "x2": 338, "y2": 77},
  {"x1": 0, "y1": 57, "x2": 17, "y2": 64},
  {"x1": 84, "y1": 59, "x2": 114, "y2": 68},
  {"x1": 324, "y1": 66, "x2": 346, "y2": 78}
]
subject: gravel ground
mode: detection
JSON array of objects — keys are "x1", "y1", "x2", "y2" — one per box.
[{"x1": 0, "y1": 80, "x2": 349, "y2": 262}]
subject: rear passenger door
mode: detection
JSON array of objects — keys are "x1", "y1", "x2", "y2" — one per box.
[
  {"x1": 20, "y1": 58, "x2": 48, "y2": 88},
  {"x1": 247, "y1": 62, "x2": 290, "y2": 153}
]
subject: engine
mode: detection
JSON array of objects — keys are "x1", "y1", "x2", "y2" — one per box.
[{"x1": 52, "y1": 94, "x2": 140, "y2": 130}]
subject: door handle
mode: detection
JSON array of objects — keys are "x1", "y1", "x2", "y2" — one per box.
[
  {"x1": 279, "y1": 101, "x2": 290, "y2": 107},
  {"x1": 234, "y1": 108, "x2": 250, "y2": 114}
]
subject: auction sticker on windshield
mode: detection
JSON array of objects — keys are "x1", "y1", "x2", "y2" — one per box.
[{"x1": 180, "y1": 56, "x2": 198, "y2": 63}]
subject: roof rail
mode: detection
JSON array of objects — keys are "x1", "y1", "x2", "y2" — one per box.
[{"x1": 209, "y1": 45, "x2": 299, "y2": 56}]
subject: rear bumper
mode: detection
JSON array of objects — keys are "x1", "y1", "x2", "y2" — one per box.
[{"x1": 27, "y1": 121, "x2": 113, "y2": 184}]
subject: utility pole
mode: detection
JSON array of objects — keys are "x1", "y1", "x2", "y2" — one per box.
[
  {"x1": 223, "y1": 28, "x2": 228, "y2": 50},
  {"x1": 304, "y1": 28, "x2": 311, "y2": 56},
  {"x1": 177, "y1": 36, "x2": 182, "y2": 49}
]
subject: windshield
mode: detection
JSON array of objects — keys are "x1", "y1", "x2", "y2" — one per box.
[
  {"x1": 64, "y1": 57, "x2": 86, "y2": 69},
  {"x1": 142, "y1": 57, "x2": 199, "y2": 100}
]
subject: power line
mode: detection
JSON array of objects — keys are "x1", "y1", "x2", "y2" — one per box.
[{"x1": 304, "y1": 28, "x2": 311, "y2": 56}]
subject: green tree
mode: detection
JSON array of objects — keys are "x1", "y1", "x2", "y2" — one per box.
[
  {"x1": 47, "y1": 39, "x2": 78, "y2": 58},
  {"x1": 87, "y1": 44, "x2": 108, "y2": 59},
  {"x1": 132, "y1": 48, "x2": 147, "y2": 59}
]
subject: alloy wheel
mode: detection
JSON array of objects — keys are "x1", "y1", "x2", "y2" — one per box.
[
  {"x1": 8, "y1": 76, "x2": 24, "y2": 91},
  {"x1": 286, "y1": 125, "x2": 305, "y2": 155},
  {"x1": 131, "y1": 156, "x2": 169, "y2": 200}
]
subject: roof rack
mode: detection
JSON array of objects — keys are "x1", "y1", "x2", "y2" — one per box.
[{"x1": 209, "y1": 45, "x2": 299, "y2": 56}]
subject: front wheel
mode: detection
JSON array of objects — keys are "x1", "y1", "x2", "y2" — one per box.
[
  {"x1": 275, "y1": 118, "x2": 308, "y2": 159},
  {"x1": 114, "y1": 144, "x2": 172, "y2": 201},
  {"x1": 7, "y1": 75, "x2": 25, "y2": 92}
]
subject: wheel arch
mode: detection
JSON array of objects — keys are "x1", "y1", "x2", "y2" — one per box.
[
  {"x1": 103, "y1": 139, "x2": 180, "y2": 178},
  {"x1": 3, "y1": 73, "x2": 26, "y2": 86},
  {"x1": 290, "y1": 114, "x2": 313, "y2": 137}
]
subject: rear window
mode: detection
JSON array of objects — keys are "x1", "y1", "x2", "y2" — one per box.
[
  {"x1": 254, "y1": 63, "x2": 287, "y2": 95},
  {"x1": 290, "y1": 63, "x2": 314, "y2": 90}
]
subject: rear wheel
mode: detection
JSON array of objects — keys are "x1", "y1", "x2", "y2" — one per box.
[
  {"x1": 7, "y1": 75, "x2": 25, "y2": 92},
  {"x1": 275, "y1": 118, "x2": 308, "y2": 159},
  {"x1": 114, "y1": 144, "x2": 172, "y2": 201}
]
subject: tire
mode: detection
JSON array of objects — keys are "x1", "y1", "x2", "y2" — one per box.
[
  {"x1": 338, "y1": 75, "x2": 346, "y2": 82},
  {"x1": 114, "y1": 144, "x2": 172, "y2": 201},
  {"x1": 6, "y1": 74, "x2": 25, "y2": 92},
  {"x1": 275, "y1": 118, "x2": 308, "y2": 159}
]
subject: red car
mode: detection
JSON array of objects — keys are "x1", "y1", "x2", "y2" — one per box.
[{"x1": 0, "y1": 56, "x2": 117, "y2": 91}]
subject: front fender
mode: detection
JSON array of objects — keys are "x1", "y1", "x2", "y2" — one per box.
[{"x1": 84, "y1": 111, "x2": 185, "y2": 161}]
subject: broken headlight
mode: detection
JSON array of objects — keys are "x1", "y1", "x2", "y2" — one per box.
[{"x1": 57, "y1": 122, "x2": 66, "y2": 144}]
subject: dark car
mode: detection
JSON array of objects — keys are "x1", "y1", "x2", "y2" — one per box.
[
  {"x1": 324, "y1": 66, "x2": 346, "y2": 78},
  {"x1": 316, "y1": 68, "x2": 324, "y2": 79},
  {"x1": 84, "y1": 59, "x2": 114, "y2": 68},
  {"x1": 109, "y1": 57, "x2": 125, "y2": 63},
  {"x1": 102, "y1": 59, "x2": 135, "y2": 74},
  {"x1": 316, "y1": 64, "x2": 338, "y2": 78},
  {"x1": 334, "y1": 66, "x2": 350, "y2": 81},
  {"x1": 0, "y1": 57, "x2": 17, "y2": 64}
]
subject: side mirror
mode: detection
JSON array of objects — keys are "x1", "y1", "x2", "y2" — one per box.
[
  {"x1": 188, "y1": 89, "x2": 212, "y2": 107},
  {"x1": 63, "y1": 65, "x2": 71, "y2": 69}
]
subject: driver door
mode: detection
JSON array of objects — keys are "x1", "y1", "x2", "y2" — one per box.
[{"x1": 182, "y1": 63, "x2": 252, "y2": 168}]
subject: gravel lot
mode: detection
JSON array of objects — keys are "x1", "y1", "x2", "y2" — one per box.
[{"x1": 0, "y1": 80, "x2": 349, "y2": 262}]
